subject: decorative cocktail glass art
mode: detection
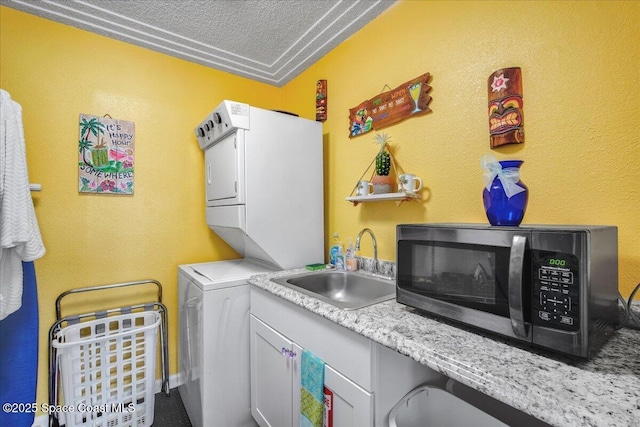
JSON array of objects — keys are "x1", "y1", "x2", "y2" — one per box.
[{"x1": 409, "y1": 82, "x2": 422, "y2": 114}]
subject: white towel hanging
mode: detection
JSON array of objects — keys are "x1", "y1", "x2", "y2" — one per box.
[{"x1": 0, "y1": 89, "x2": 45, "y2": 320}]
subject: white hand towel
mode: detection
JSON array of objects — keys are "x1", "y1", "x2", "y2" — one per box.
[{"x1": 0, "y1": 89, "x2": 45, "y2": 320}]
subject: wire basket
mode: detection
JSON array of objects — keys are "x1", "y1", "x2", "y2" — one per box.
[{"x1": 52, "y1": 311, "x2": 161, "y2": 427}]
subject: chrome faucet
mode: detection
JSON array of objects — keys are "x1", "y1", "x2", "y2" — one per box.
[{"x1": 355, "y1": 228, "x2": 378, "y2": 274}]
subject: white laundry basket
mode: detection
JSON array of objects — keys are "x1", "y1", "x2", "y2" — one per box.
[
  {"x1": 52, "y1": 311, "x2": 161, "y2": 427},
  {"x1": 388, "y1": 383, "x2": 507, "y2": 427}
]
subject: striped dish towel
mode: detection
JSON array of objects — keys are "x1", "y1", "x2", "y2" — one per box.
[{"x1": 300, "y1": 349, "x2": 325, "y2": 427}]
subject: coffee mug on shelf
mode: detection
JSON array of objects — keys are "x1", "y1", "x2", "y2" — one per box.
[
  {"x1": 356, "y1": 180, "x2": 374, "y2": 196},
  {"x1": 399, "y1": 174, "x2": 423, "y2": 193}
]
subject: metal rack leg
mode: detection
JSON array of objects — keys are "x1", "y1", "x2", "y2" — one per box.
[
  {"x1": 48, "y1": 322, "x2": 61, "y2": 427},
  {"x1": 161, "y1": 309, "x2": 170, "y2": 396}
]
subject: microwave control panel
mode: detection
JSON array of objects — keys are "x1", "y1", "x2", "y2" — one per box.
[{"x1": 532, "y1": 250, "x2": 580, "y2": 332}]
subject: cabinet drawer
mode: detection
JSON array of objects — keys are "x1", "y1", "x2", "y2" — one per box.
[{"x1": 251, "y1": 287, "x2": 374, "y2": 391}]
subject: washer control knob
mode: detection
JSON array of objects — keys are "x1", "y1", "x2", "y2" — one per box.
[
  {"x1": 213, "y1": 112, "x2": 222, "y2": 124},
  {"x1": 197, "y1": 127, "x2": 205, "y2": 137},
  {"x1": 208, "y1": 119, "x2": 215, "y2": 129}
]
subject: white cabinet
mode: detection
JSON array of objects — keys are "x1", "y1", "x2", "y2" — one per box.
[
  {"x1": 250, "y1": 314, "x2": 372, "y2": 427},
  {"x1": 250, "y1": 315, "x2": 296, "y2": 427},
  {"x1": 324, "y1": 365, "x2": 373, "y2": 426},
  {"x1": 250, "y1": 287, "x2": 443, "y2": 427}
]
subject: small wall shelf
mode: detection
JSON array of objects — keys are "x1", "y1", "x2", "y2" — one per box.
[
  {"x1": 347, "y1": 133, "x2": 423, "y2": 207},
  {"x1": 346, "y1": 192, "x2": 420, "y2": 206}
]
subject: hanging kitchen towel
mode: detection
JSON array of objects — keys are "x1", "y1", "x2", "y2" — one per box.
[
  {"x1": 0, "y1": 261, "x2": 39, "y2": 427},
  {"x1": 0, "y1": 89, "x2": 45, "y2": 320},
  {"x1": 300, "y1": 349, "x2": 325, "y2": 427}
]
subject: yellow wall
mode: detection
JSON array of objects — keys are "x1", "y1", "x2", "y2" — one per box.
[
  {"x1": 0, "y1": 6, "x2": 281, "y2": 412},
  {"x1": 282, "y1": 0, "x2": 639, "y2": 297},
  {"x1": 1, "y1": 0, "x2": 639, "y2": 415}
]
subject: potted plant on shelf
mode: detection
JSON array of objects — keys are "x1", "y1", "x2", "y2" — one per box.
[{"x1": 372, "y1": 133, "x2": 395, "y2": 194}]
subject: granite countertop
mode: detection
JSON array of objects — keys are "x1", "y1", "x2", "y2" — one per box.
[{"x1": 249, "y1": 269, "x2": 640, "y2": 427}]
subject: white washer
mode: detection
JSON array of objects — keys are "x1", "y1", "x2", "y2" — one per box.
[{"x1": 178, "y1": 259, "x2": 277, "y2": 427}]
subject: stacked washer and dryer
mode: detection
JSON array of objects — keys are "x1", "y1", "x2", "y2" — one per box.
[{"x1": 178, "y1": 101, "x2": 324, "y2": 427}]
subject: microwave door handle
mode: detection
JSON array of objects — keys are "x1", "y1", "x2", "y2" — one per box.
[{"x1": 509, "y1": 235, "x2": 528, "y2": 337}]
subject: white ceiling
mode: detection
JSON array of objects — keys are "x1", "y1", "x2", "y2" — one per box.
[{"x1": 2, "y1": 0, "x2": 396, "y2": 86}]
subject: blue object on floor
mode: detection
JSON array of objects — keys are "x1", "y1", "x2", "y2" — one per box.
[{"x1": 0, "y1": 261, "x2": 39, "y2": 427}]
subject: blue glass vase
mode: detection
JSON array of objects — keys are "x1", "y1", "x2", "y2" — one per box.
[{"x1": 482, "y1": 160, "x2": 528, "y2": 226}]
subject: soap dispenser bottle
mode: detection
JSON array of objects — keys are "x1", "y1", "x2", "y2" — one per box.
[
  {"x1": 329, "y1": 233, "x2": 343, "y2": 267},
  {"x1": 335, "y1": 246, "x2": 346, "y2": 271},
  {"x1": 346, "y1": 237, "x2": 357, "y2": 271}
]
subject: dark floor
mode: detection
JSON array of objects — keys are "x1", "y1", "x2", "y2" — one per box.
[{"x1": 153, "y1": 389, "x2": 192, "y2": 426}]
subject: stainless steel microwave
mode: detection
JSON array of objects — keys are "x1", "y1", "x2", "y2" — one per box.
[{"x1": 396, "y1": 223, "x2": 619, "y2": 358}]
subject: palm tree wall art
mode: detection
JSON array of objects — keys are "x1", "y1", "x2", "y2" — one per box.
[{"x1": 78, "y1": 114, "x2": 135, "y2": 194}]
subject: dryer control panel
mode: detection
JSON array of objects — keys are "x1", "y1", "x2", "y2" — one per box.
[{"x1": 195, "y1": 100, "x2": 250, "y2": 149}]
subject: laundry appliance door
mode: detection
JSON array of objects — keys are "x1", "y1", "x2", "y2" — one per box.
[{"x1": 205, "y1": 130, "x2": 246, "y2": 206}]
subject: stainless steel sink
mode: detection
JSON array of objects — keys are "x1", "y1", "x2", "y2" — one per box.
[{"x1": 273, "y1": 270, "x2": 396, "y2": 310}]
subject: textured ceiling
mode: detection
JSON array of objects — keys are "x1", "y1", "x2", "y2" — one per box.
[{"x1": 2, "y1": 0, "x2": 396, "y2": 86}]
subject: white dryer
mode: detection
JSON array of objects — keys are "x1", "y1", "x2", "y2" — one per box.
[
  {"x1": 196, "y1": 100, "x2": 324, "y2": 269},
  {"x1": 178, "y1": 259, "x2": 277, "y2": 427}
]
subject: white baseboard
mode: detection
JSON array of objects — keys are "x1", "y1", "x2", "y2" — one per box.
[
  {"x1": 32, "y1": 373, "x2": 184, "y2": 427},
  {"x1": 156, "y1": 371, "x2": 184, "y2": 393}
]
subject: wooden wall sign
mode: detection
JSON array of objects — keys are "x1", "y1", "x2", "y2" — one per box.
[
  {"x1": 316, "y1": 79, "x2": 327, "y2": 122},
  {"x1": 78, "y1": 114, "x2": 135, "y2": 194},
  {"x1": 488, "y1": 67, "x2": 524, "y2": 148},
  {"x1": 348, "y1": 72, "x2": 432, "y2": 138}
]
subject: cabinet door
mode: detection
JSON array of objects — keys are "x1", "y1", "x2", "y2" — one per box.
[
  {"x1": 292, "y1": 343, "x2": 302, "y2": 427},
  {"x1": 324, "y1": 365, "x2": 373, "y2": 427},
  {"x1": 250, "y1": 315, "x2": 295, "y2": 427}
]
